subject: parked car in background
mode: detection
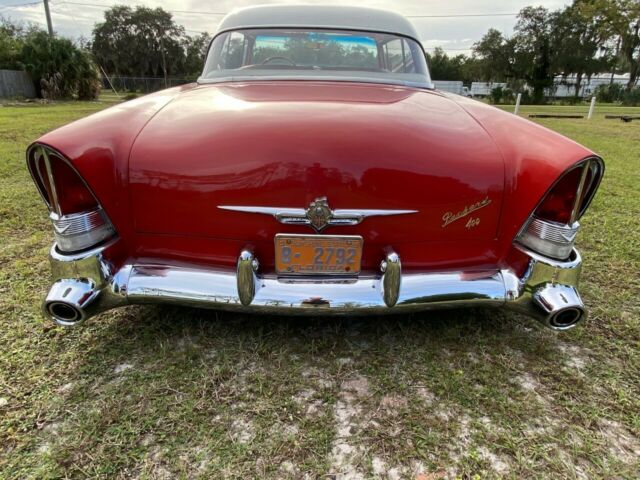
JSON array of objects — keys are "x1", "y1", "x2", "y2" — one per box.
[{"x1": 28, "y1": 5, "x2": 603, "y2": 330}]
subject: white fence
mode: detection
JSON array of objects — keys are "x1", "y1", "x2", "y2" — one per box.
[
  {"x1": 435, "y1": 76, "x2": 638, "y2": 99},
  {"x1": 470, "y1": 82, "x2": 506, "y2": 97},
  {"x1": 0, "y1": 70, "x2": 36, "y2": 98},
  {"x1": 433, "y1": 80, "x2": 464, "y2": 95}
]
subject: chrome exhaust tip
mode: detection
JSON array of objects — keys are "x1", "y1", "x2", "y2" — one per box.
[
  {"x1": 44, "y1": 278, "x2": 99, "y2": 327},
  {"x1": 548, "y1": 306, "x2": 584, "y2": 329},
  {"x1": 533, "y1": 283, "x2": 586, "y2": 331}
]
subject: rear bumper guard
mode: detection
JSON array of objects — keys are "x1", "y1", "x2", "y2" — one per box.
[{"x1": 43, "y1": 243, "x2": 586, "y2": 330}]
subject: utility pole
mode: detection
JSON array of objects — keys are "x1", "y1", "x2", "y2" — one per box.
[{"x1": 43, "y1": 0, "x2": 53, "y2": 36}]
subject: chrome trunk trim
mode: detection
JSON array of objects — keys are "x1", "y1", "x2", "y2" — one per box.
[{"x1": 219, "y1": 197, "x2": 417, "y2": 233}]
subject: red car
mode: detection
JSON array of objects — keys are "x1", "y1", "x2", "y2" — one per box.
[{"x1": 28, "y1": 6, "x2": 603, "y2": 330}]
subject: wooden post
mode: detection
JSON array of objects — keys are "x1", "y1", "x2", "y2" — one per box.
[
  {"x1": 43, "y1": 0, "x2": 53, "y2": 36},
  {"x1": 588, "y1": 96, "x2": 596, "y2": 120},
  {"x1": 514, "y1": 93, "x2": 522, "y2": 115}
]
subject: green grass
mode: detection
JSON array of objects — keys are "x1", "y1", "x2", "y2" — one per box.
[{"x1": 1, "y1": 97, "x2": 639, "y2": 479}]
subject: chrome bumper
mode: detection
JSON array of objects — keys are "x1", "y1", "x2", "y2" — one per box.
[{"x1": 43, "y1": 243, "x2": 586, "y2": 330}]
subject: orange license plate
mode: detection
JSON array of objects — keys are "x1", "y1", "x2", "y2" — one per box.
[{"x1": 275, "y1": 234, "x2": 363, "y2": 275}]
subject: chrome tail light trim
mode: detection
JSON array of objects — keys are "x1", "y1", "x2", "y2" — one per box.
[
  {"x1": 50, "y1": 209, "x2": 116, "y2": 253},
  {"x1": 516, "y1": 217, "x2": 580, "y2": 260}
]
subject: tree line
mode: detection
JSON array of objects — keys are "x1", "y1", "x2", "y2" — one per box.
[
  {"x1": 1, "y1": 0, "x2": 638, "y2": 103},
  {"x1": 429, "y1": 0, "x2": 639, "y2": 103}
]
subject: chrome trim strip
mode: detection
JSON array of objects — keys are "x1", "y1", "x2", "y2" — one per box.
[
  {"x1": 570, "y1": 158, "x2": 591, "y2": 224},
  {"x1": 219, "y1": 205, "x2": 417, "y2": 227},
  {"x1": 219, "y1": 206, "x2": 418, "y2": 218},
  {"x1": 41, "y1": 146, "x2": 62, "y2": 215},
  {"x1": 514, "y1": 243, "x2": 582, "y2": 269}
]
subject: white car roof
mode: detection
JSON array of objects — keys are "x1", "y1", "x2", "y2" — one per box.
[{"x1": 216, "y1": 5, "x2": 420, "y2": 41}]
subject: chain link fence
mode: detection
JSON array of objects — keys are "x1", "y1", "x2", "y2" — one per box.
[{"x1": 101, "y1": 76, "x2": 192, "y2": 94}]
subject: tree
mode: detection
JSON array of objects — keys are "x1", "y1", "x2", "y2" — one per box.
[
  {"x1": 512, "y1": 6, "x2": 556, "y2": 104},
  {"x1": 472, "y1": 29, "x2": 517, "y2": 82},
  {"x1": 552, "y1": 5, "x2": 612, "y2": 96},
  {"x1": 92, "y1": 6, "x2": 186, "y2": 80},
  {"x1": 0, "y1": 16, "x2": 39, "y2": 70},
  {"x1": 578, "y1": 0, "x2": 640, "y2": 90},
  {"x1": 182, "y1": 32, "x2": 211, "y2": 79},
  {"x1": 426, "y1": 47, "x2": 469, "y2": 81},
  {"x1": 473, "y1": 8, "x2": 561, "y2": 103},
  {"x1": 21, "y1": 31, "x2": 100, "y2": 99}
]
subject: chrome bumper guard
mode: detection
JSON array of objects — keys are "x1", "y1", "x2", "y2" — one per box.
[{"x1": 43, "y1": 243, "x2": 586, "y2": 331}]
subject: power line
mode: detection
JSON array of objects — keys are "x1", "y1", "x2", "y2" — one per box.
[
  {"x1": 49, "y1": 1, "x2": 519, "y2": 19},
  {"x1": 408, "y1": 13, "x2": 517, "y2": 18},
  {"x1": 52, "y1": 1, "x2": 226, "y2": 15},
  {"x1": 0, "y1": 1, "x2": 42, "y2": 9}
]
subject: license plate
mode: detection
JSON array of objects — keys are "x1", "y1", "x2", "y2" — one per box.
[{"x1": 275, "y1": 234, "x2": 363, "y2": 275}]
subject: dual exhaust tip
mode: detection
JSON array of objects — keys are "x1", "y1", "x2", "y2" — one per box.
[
  {"x1": 533, "y1": 283, "x2": 586, "y2": 331},
  {"x1": 46, "y1": 301, "x2": 84, "y2": 326},
  {"x1": 44, "y1": 278, "x2": 98, "y2": 327}
]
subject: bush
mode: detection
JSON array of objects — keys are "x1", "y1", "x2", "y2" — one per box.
[
  {"x1": 595, "y1": 83, "x2": 625, "y2": 103},
  {"x1": 621, "y1": 88, "x2": 640, "y2": 106},
  {"x1": 20, "y1": 31, "x2": 101, "y2": 100},
  {"x1": 489, "y1": 86, "x2": 516, "y2": 105},
  {"x1": 594, "y1": 83, "x2": 640, "y2": 106}
]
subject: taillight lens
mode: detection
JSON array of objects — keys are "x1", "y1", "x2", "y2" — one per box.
[
  {"x1": 27, "y1": 144, "x2": 116, "y2": 253},
  {"x1": 517, "y1": 157, "x2": 604, "y2": 260}
]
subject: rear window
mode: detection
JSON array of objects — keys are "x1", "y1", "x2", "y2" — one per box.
[{"x1": 201, "y1": 28, "x2": 431, "y2": 88}]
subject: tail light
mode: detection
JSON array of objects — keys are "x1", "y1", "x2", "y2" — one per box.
[
  {"x1": 27, "y1": 144, "x2": 116, "y2": 253},
  {"x1": 516, "y1": 157, "x2": 604, "y2": 260}
]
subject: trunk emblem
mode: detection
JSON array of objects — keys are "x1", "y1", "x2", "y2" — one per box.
[
  {"x1": 219, "y1": 197, "x2": 417, "y2": 233},
  {"x1": 306, "y1": 197, "x2": 333, "y2": 232}
]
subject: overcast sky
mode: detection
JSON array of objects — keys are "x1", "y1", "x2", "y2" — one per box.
[{"x1": 2, "y1": 0, "x2": 571, "y2": 54}]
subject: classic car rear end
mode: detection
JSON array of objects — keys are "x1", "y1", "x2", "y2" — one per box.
[{"x1": 28, "y1": 6, "x2": 603, "y2": 330}]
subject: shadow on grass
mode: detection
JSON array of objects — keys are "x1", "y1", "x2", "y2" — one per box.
[{"x1": 70, "y1": 305, "x2": 552, "y2": 378}]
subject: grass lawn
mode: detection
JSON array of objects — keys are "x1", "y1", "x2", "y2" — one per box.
[{"x1": 0, "y1": 97, "x2": 639, "y2": 479}]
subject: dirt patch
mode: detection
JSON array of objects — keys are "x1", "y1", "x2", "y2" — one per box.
[
  {"x1": 113, "y1": 363, "x2": 134, "y2": 374},
  {"x1": 379, "y1": 394, "x2": 408, "y2": 417},
  {"x1": 478, "y1": 446, "x2": 511, "y2": 475},
  {"x1": 598, "y1": 419, "x2": 640, "y2": 465},
  {"x1": 556, "y1": 342, "x2": 590, "y2": 370},
  {"x1": 329, "y1": 375, "x2": 371, "y2": 479},
  {"x1": 229, "y1": 418, "x2": 255, "y2": 444}
]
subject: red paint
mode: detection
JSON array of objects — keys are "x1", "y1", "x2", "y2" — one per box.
[{"x1": 35, "y1": 81, "x2": 597, "y2": 274}]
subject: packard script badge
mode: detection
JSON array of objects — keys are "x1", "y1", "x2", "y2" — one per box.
[{"x1": 442, "y1": 197, "x2": 492, "y2": 228}]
